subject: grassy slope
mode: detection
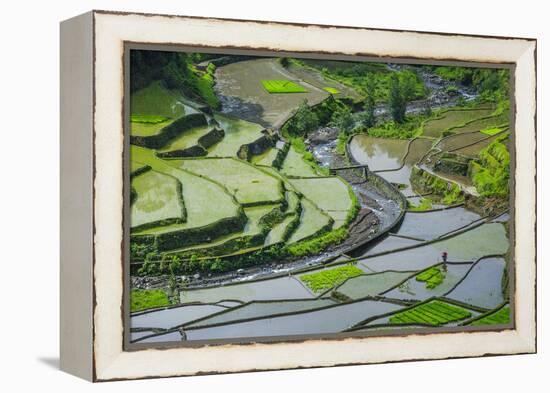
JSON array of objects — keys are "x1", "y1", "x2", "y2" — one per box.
[{"x1": 130, "y1": 289, "x2": 171, "y2": 312}]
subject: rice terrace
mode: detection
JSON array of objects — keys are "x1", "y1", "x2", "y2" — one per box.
[{"x1": 128, "y1": 51, "x2": 513, "y2": 344}]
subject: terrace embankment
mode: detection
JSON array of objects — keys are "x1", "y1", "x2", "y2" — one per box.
[{"x1": 303, "y1": 129, "x2": 404, "y2": 257}]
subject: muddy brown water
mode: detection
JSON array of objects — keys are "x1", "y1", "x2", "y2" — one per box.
[
  {"x1": 437, "y1": 131, "x2": 500, "y2": 152},
  {"x1": 452, "y1": 133, "x2": 506, "y2": 158},
  {"x1": 214, "y1": 58, "x2": 327, "y2": 127}
]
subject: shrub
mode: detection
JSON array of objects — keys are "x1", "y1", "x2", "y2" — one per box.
[
  {"x1": 130, "y1": 289, "x2": 171, "y2": 312},
  {"x1": 470, "y1": 134, "x2": 510, "y2": 198},
  {"x1": 282, "y1": 100, "x2": 319, "y2": 136}
]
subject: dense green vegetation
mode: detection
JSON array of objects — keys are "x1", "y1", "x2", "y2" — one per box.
[
  {"x1": 296, "y1": 59, "x2": 427, "y2": 102},
  {"x1": 261, "y1": 80, "x2": 308, "y2": 93},
  {"x1": 416, "y1": 266, "x2": 446, "y2": 289},
  {"x1": 365, "y1": 115, "x2": 425, "y2": 139},
  {"x1": 131, "y1": 289, "x2": 172, "y2": 312},
  {"x1": 411, "y1": 167, "x2": 465, "y2": 205},
  {"x1": 281, "y1": 100, "x2": 320, "y2": 137},
  {"x1": 469, "y1": 133, "x2": 510, "y2": 198},
  {"x1": 433, "y1": 66, "x2": 510, "y2": 105},
  {"x1": 389, "y1": 300, "x2": 472, "y2": 326},
  {"x1": 300, "y1": 264, "x2": 363, "y2": 293},
  {"x1": 130, "y1": 50, "x2": 220, "y2": 108}
]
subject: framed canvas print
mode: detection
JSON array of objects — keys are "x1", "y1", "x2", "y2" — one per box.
[{"x1": 60, "y1": 10, "x2": 537, "y2": 381}]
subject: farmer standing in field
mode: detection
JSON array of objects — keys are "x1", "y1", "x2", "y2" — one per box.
[{"x1": 441, "y1": 251, "x2": 448, "y2": 272}]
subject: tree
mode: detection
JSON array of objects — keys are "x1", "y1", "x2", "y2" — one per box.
[
  {"x1": 330, "y1": 106, "x2": 354, "y2": 134},
  {"x1": 400, "y1": 72, "x2": 418, "y2": 102},
  {"x1": 388, "y1": 74, "x2": 406, "y2": 123},
  {"x1": 279, "y1": 57, "x2": 290, "y2": 68},
  {"x1": 283, "y1": 100, "x2": 319, "y2": 136},
  {"x1": 361, "y1": 73, "x2": 376, "y2": 128}
]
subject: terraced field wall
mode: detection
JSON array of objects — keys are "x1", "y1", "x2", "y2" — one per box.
[{"x1": 130, "y1": 113, "x2": 208, "y2": 149}]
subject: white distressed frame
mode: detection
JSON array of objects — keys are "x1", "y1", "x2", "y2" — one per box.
[{"x1": 61, "y1": 10, "x2": 536, "y2": 381}]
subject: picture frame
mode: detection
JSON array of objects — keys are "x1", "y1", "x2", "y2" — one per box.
[{"x1": 60, "y1": 10, "x2": 536, "y2": 381}]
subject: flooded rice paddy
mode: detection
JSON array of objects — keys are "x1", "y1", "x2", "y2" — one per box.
[
  {"x1": 445, "y1": 257, "x2": 506, "y2": 309},
  {"x1": 139, "y1": 299, "x2": 404, "y2": 342},
  {"x1": 130, "y1": 58, "x2": 510, "y2": 344},
  {"x1": 214, "y1": 58, "x2": 327, "y2": 127},
  {"x1": 348, "y1": 136, "x2": 409, "y2": 171}
]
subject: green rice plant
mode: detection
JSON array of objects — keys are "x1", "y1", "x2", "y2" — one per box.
[
  {"x1": 389, "y1": 300, "x2": 472, "y2": 326},
  {"x1": 480, "y1": 126, "x2": 506, "y2": 136},
  {"x1": 300, "y1": 264, "x2": 363, "y2": 293},
  {"x1": 468, "y1": 305, "x2": 510, "y2": 326},
  {"x1": 408, "y1": 197, "x2": 433, "y2": 211},
  {"x1": 131, "y1": 114, "x2": 171, "y2": 124},
  {"x1": 323, "y1": 87, "x2": 340, "y2": 94},
  {"x1": 416, "y1": 267, "x2": 446, "y2": 289},
  {"x1": 261, "y1": 80, "x2": 308, "y2": 93},
  {"x1": 130, "y1": 289, "x2": 171, "y2": 312}
]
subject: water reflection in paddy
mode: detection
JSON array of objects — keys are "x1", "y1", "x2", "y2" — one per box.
[
  {"x1": 384, "y1": 263, "x2": 473, "y2": 301},
  {"x1": 392, "y1": 206, "x2": 481, "y2": 240},
  {"x1": 187, "y1": 299, "x2": 336, "y2": 328},
  {"x1": 179, "y1": 300, "x2": 403, "y2": 341},
  {"x1": 131, "y1": 304, "x2": 225, "y2": 330},
  {"x1": 359, "y1": 223, "x2": 508, "y2": 272},
  {"x1": 445, "y1": 257, "x2": 506, "y2": 309},
  {"x1": 348, "y1": 135, "x2": 409, "y2": 171},
  {"x1": 361, "y1": 234, "x2": 422, "y2": 256}
]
